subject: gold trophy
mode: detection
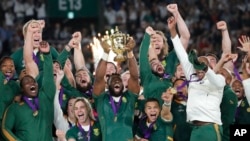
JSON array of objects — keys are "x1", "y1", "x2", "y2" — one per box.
[{"x1": 103, "y1": 26, "x2": 130, "y2": 63}]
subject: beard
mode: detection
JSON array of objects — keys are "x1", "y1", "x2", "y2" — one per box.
[
  {"x1": 76, "y1": 82, "x2": 92, "y2": 93},
  {"x1": 108, "y1": 85, "x2": 124, "y2": 97},
  {"x1": 152, "y1": 71, "x2": 164, "y2": 78}
]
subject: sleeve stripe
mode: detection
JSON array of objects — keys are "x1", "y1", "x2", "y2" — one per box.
[{"x1": 1, "y1": 106, "x2": 17, "y2": 141}]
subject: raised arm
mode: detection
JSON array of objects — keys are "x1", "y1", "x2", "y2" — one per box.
[
  {"x1": 238, "y1": 35, "x2": 250, "y2": 56},
  {"x1": 126, "y1": 37, "x2": 140, "y2": 94},
  {"x1": 217, "y1": 21, "x2": 231, "y2": 53},
  {"x1": 54, "y1": 70, "x2": 69, "y2": 133},
  {"x1": 214, "y1": 53, "x2": 235, "y2": 73},
  {"x1": 23, "y1": 21, "x2": 40, "y2": 78},
  {"x1": 239, "y1": 36, "x2": 250, "y2": 104},
  {"x1": 39, "y1": 41, "x2": 56, "y2": 100},
  {"x1": 167, "y1": 3, "x2": 190, "y2": 49},
  {"x1": 242, "y1": 55, "x2": 250, "y2": 105},
  {"x1": 72, "y1": 32, "x2": 86, "y2": 71},
  {"x1": 92, "y1": 39, "x2": 111, "y2": 96},
  {"x1": 57, "y1": 32, "x2": 81, "y2": 88},
  {"x1": 168, "y1": 15, "x2": 195, "y2": 78},
  {"x1": 139, "y1": 27, "x2": 155, "y2": 84},
  {"x1": 242, "y1": 55, "x2": 250, "y2": 81},
  {"x1": 90, "y1": 37, "x2": 104, "y2": 71},
  {"x1": 161, "y1": 88, "x2": 173, "y2": 121},
  {"x1": 217, "y1": 21, "x2": 235, "y2": 71}
]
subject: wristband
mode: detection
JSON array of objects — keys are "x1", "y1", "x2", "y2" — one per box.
[
  {"x1": 65, "y1": 44, "x2": 73, "y2": 51},
  {"x1": 102, "y1": 53, "x2": 109, "y2": 61},
  {"x1": 163, "y1": 101, "x2": 171, "y2": 107}
]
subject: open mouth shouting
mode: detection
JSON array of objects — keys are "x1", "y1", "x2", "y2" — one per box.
[
  {"x1": 4, "y1": 70, "x2": 13, "y2": 77},
  {"x1": 33, "y1": 39, "x2": 41, "y2": 47},
  {"x1": 148, "y1": 113, "x2": 158, "y2": 122},
  {"x1": 29, "y1": 85, "x2": 37, "y2": 94},
  {"x1": 114, "y1": 83, "x2": 121, "y2": 92},
  {"x1": 77, "y1": 112, "x2": 88, "y2": 123},
  {"x1": 156, "y1": 65, "x2": 164, "y2": 75},
  {"x1": 81, "y1": 79, "x2": 87, "y2": 84},
  {"x1": 154, "y1": 46, "x2": 161, "y2": 53},
  {"x1": 234, "y1": 89, "x2": 241, "y2": 97}
]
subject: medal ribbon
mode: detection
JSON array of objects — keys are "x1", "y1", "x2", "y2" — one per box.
[
  {"x1": 59, "y1": 86, "x2": 64, "y2": 107},
  {"x1": 78, "y1": 123, "x2": 91, "y2": 141},
  {"x1": 22, "y1": 96, "x2": 39, "y2": 112},
  {"x1": 32, "y1": 52, "x2": 39, "y2": 65},
  {"x1": 232, "y1": 60, "x2": 242, "y2": 81},
  {"x1": 109, "y1": 95, "x2": 122, "y2": 117},
  {"x1": 162, "y1": 73, "x2": 171, "y2": 79},
  {"x1": 142, "y1": 121, "x2": 156, "y2": 139},
  {"x1": 176, "y1": 73, "x2": 201, "y2": 90},
  {"x1": 85, "y1": 87, "x2": 93, "y2": 99},
  {"x1": 173, "y1": 73, "x2": 201, "y2": 101},
  {"x1": 4, "y1": 75, "x2": 12, "y2": 83}
]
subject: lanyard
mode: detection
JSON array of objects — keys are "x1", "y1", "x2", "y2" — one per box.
[
  {"x1": 59, "y1": 86, "x2": 64, "y2": 107},
  {"x1": 78, "y1": 123, "x2": 91, "y2": 141},
  {"x1": 22, "y1": 96, "x2": 39, "y2": 116},
  {"x1": 3, "y1": 75, "x2": 11, "y2": 84},
  {"x1": 32, "y1": 52, "x2": 39, "y2": 65},
  {"x1": 232, "y1": 60, "x2": 242, "y2": 81},
  {"x1": 177, "y1": 73, "x2": 201, "y2": 90},
  {"x1": 85, "y1": 87, "x2": 93, "y2": 98},
  {"x1": 109, "y1": 95, "x2": 122, "y2": 121},
  {"x1": 144, "y1": 121, "x2": 156, "y2": 139}
]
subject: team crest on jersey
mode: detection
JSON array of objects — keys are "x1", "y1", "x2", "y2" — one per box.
[
  {"x1": 241, "y1": 101, "x2": 245, "y2": 107},
  {"x1": 93, "y1": 128, "x2": 100, "y2": 136},
  {"x1": 122, "y1": 97, "x2": 127, "y2": 103},
  {"x1": 247, "y1": 107, "x2": 250, "y2": 112},
  {"x1": 153, "y1": 124, "x2": 157, "y2": 130},
  {"x1": 161, "y1": 60, "x2": 166, "y2": 67},
  {"x1": 77, "y1": 132, "x2": 83, "y2": 140}
]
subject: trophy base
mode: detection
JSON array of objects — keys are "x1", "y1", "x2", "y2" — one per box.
[{"x1": 114, "y1": 55, "x2": 126, "y2": 63}]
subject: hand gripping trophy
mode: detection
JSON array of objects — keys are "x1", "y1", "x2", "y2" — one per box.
[{"x1": 102, "y1": 26, "x2": 130, "y2": 63}]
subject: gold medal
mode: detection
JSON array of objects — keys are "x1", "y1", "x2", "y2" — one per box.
[
  {"x1": 247, "y1": 107, "x2": 250, "y2": 112},
  {"x1": 170, "y1": 87, "x2": 177, "y2": 94},
  {"x1": 33, "y1": 110, "x2": 38, "y2": 116},
  {"x1": 3, "y1": 79, "x2": 7, "y2": 85},
  {"x1": 114, "y1": 116, "x2": 117, "y2": 122}
]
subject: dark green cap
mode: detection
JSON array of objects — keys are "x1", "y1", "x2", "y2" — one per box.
[{"x1": 188, "y1": 49, "x2": 207, "y2": 71}]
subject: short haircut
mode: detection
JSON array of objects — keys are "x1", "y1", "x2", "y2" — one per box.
[
  {"x1": 144, "y1": 98, "x2": 160, "y2": 108},
  {"x1": 107, "y1": 73, "x2": 121, "y2": 85},
  {"x1": 206, "y1": 53, "x2": 218, "y2": 62},
  {"x1": 0, "y1": 56, "x2": 13, "y2": 66},
  {"x1": 19, "y1": 75, "x2": 35, "y2": 87},
  {"x1": 22, "y1": 19, "x2": 41, "y2": 37},
  {"x1": 53, "y1": 60, "x2": 62, "y2": 69},
  {"x1": 173, "y1": 78, "x2": 186, "y2": 86}
]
